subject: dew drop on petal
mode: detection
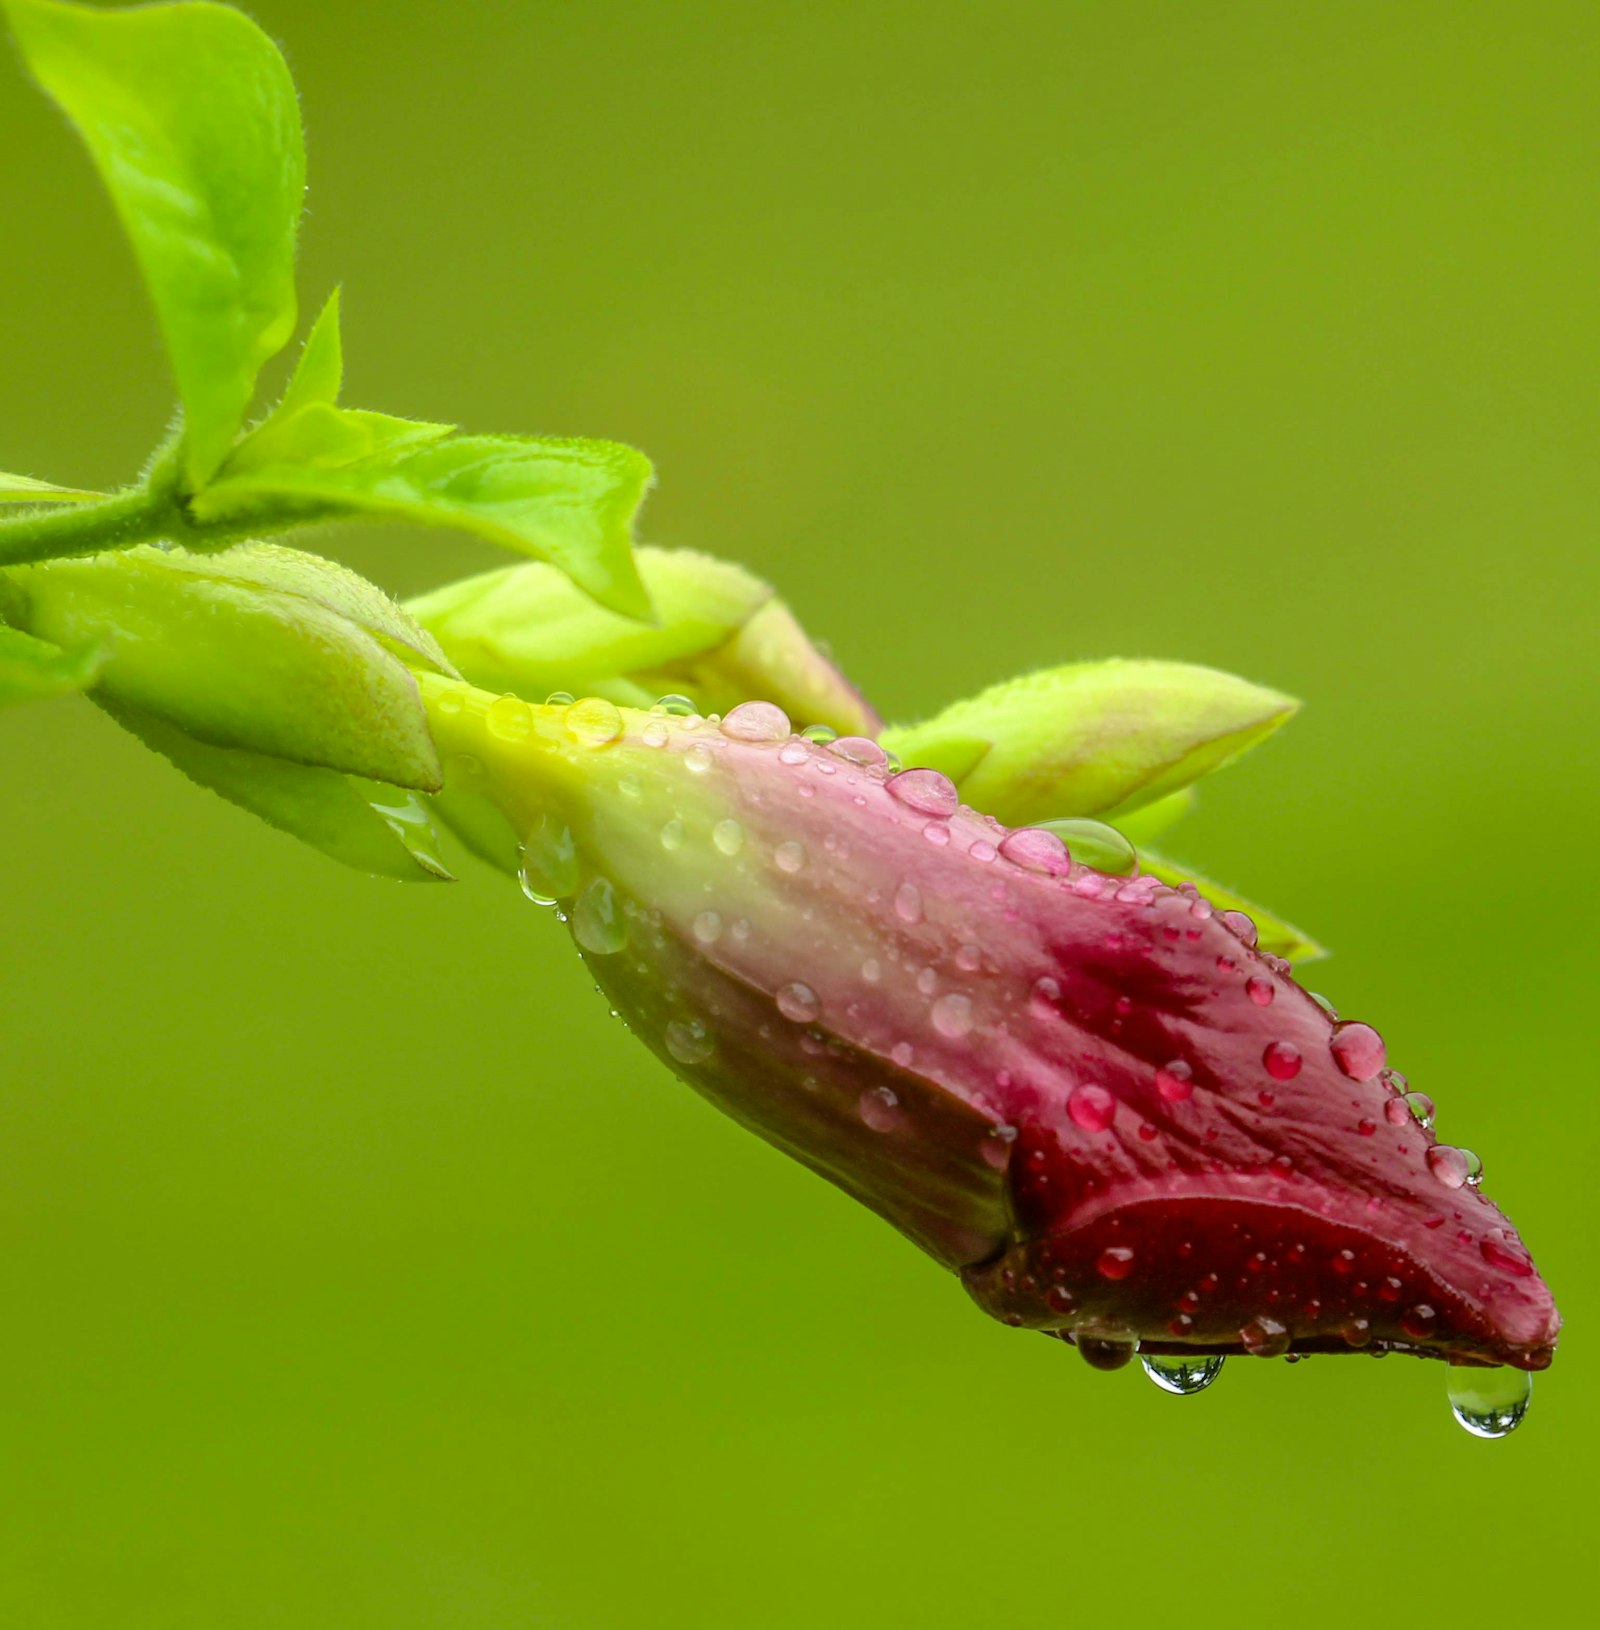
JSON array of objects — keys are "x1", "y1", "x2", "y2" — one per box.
[
  {"x1": 1036, "y1": 817, "x2": 1137, "y2": 876},
  {"x1": 776, "y1": 981, "x2": 821, "y2": 1023},
  {"x1": 1330, "y1": 1021, "x2": 1387, "y2": 1081},
  {"x1": 1448, "y1": 1367, "x2": 1531, "y2": 1438},
  {"x1": 858, "y1": 1085, "x2": 904, "y2": 1132},
  {"x1": 1246, "y1": 977, "x2": 1275, "y2": 1008},
  {"x1": 643, "y1": 720, "x2": 669, "y2": 748},
  {"x1": 778, "y1": 739, "x2": 809, "y2": 765},
  {"x1": 1067, "y1": 1083, "x2": 1116, "y2": 1132},
  {"x1": 894, "y1": 882, "x2": 924, "y2": 924},
  {"x1": 800, "y1": 723, "x2": 837, "y2": 744},
  {"x1": 1097, "y1": 1245, "x2": 1135, "y2": 1281},
  {"x1": 1400, "y1": 1303, "x2": 1438, "y2": 1341},
  {"x1": 660, "y1": 817, "x2": 685, "y2": 852},
  {"x1": 544, "y1": 690, "x2": 575, "y2": 707},
  {"x1": 997, "y1": 827, "x2": 1072, "y2": 876},
  {"x1": 684, "y1": 744, "x2": 714, "y2": 774},
  {"x1": 774, "y1": 839, "x2": 805, "y2": 874},
  {"x1": 572, "y1": 877, "x2": 628, "y2": 955},
  {"x1": 1141, "y1": 1353, "x2": 1224, "y2": 1395},
  {"x1": 968, "y1": 839, "x2": 998, "y2": 863},
  {"x1": 1155, "y1": 1060, "x2": 1195, "y2": 1103},
  {"x1": 1404, "y1": 1092, "x2": 1436, "y2": 1128},
  {"x1": 567, "y1": 696, "x2": 623, "y2": 747},
  {"x1": 1427, "y1": 1145, "x2": 1473, "y2": 1189},
  {"x1": 720, "y1": 701, "x2": 791, "y2": 742},
  {"x1": 665, "y1": 1018, "x2": 713, "y2": 1065},
  {"x1": 885, "y1": 768, "x2": 961, "y2": 817},
  {"x1": 1239, "y1": 1315, "x2": 1291, "y2": 1357},
  {"x1": 931, "y1": 992, "x2": 974, "y2": 1039},
  {"x1": 829, "y1": 735, "x2": 888, "y2": 767},
  {"x1": 981, "y1": 1124, "x2": 1018, "y2": 1170},
  {"x1": 1221, "y1": 911, "x2": 1258, "y2": 947},
  {"x1": 1262, "y1": 1041, "x2": 1303, "y2": 1081},
  {"x1": 712, "y1": 818, "x2": 745, "y2": 856},
  {"x1": 518, "y1": 817, "x2": 578, "y2": 904},
  {"x1": 1481, "y1": 1237, "x2": 1535, "y2": 1278},
  {"x1": 692, "y1": 910, "x2": 723, "y2": 944}
]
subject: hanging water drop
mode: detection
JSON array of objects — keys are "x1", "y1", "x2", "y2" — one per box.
[
  {"x1": 572, "y1": 877, "x2": 627, "y2": 955},
  {"x1": 1141, "y1": 1353, "x2": 1225, "y2": 1395},
  {"x1": 518, "y1": 816, "x2": 578, "y2": 904},
  {"x1": 1447, "y1": 1366, "x2": 1532, "y2": 1439}
]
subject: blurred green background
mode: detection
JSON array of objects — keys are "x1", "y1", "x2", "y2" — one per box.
[{"x1": 3, "y1": 1, "x2": 1596, "y2": 1624}]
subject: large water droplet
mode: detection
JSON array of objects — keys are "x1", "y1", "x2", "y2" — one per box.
[
  {"x1": 858, "y1": 1085, "x2": 904, "y2": 1132},
  {"x1": 665, "y1": 1018, "x2": 713, "y2": 1065},
  {"x1": 829, "y1": 735, "x2": 888, "y2": 767},
  {"x1": 774, "y1": 839, "x2": 805, "y2": 874},
  {"x1": 518, "y1": 816, "x2": 578, "y2": 904},
  {"x1": 776, "y1": 981, "x2": 820, "y2": 1023},
  {"x1": 1447, "y1": 1366, "x2": 1531, "y2": 1438},
  {"x1": 712, "y1": 818, "x2": 745, "y2": 856},
  {"x1": 997, "y1": 827, "x2": 1072, "y2": 876},
  {"x1": 1067, "y1": 1083, "x2": 1116, "y2": 1132},
  {"x1": 1141, "y1": 1353, "x2": 1225, "y2": 1395},
  {"x1": 653, "y1": 694, "x2": 697, "y2": 716},
  {"x1": 1037, "y1": 817, "x2": 1137, "y2": 876},
  {"x1": 487, "y1": 694, "x2": 533, "y2": 741},
  {"x1": 1330, "y1": 1020, "x2": 1387, "y2": 1081},
  {"x1": 721, "y1": 701, "x2": 791, "y2": 742},
  {"x1": 1155, "y1": 1060, "x2": 1195, "y2": 1103},
  {"x1": 1427, "y1": 1144, "x2": 1476, "y2": 1189},
  {"x1": 886, "y1": 768, "x2": 961, "y2": 818},
  {"x1": 931, "y1": 991, "x2": 974, "y2": 1039},
  {"x1": 1076, "y1": 1336, "x2": 1137, "y2": 1372},
  {"x1": 567, "y1": 696, "x2": 623, "y2": 747},
  {"x1": 572, "y1": 877, "x2": 627, "y2": 955},
  {"x1": 1262, "y1": 1041, "x2": 1303, "y2": 1081}
]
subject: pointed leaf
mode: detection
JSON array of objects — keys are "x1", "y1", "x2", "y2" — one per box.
[
  {"x1": 194, "y1": 433, "x2": 655, "y2": 618},
  {"x1": 13, "y1": 545, "x2": 441, "y2": 788},
  {"x1": 5, "y1": 0, "x2": 305, "y2": 484},
  {"x1": 1, "y1": 470, "x2": 105, "y2": 503},
  {"x1": 0, "y1": 621, "x2": 106, "y2": 706},
  {"x1": 881, "y1": 660, "x2": 1298, "y2": 828},
  {"x1": 102, "y1": 696, "x2": 453, "y2": 881},
  {"x1": 1138, "y1": 848, "x2": 1324, "y2": 962},
  {"x1": 1113, "y1": 786, "x2": 1196, "y2": 845}
]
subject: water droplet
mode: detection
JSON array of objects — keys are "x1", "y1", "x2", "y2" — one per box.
[
  {"x1": 1221, "y1": 911, "x2": 1258, "y2": 947},
  {"x1": 800, "y1": 724, "x2": 837, "y2": 745},
  {"x1": 653, "y1": 694, "x2": 697, "y2": 716},
  {"x1": 829, "y1": 735, "x2": 887, "y2": 767},
  {"x1": 861, "y1": 957, "x2": 882, "y2": 983},
  {"x1": 565, "y1": 696, "x2": 624, "y2": 747},
  {"x1": 721, "y1": 701, "x2": 791, "y2": 742},
  {"x1": 1077, "y1": 1337, "x2": 1137, "y2": 1371},
  {"x1": 1447, "y1": 1367, "x2": 1532, "y2": 1438},
  {"x1": 545, "y1": 690, "x2": 576, "y2": 706},
  {"x1": 1141, "y1": 1353, "x2": 1225, "y2": 1395},
  {"x1": 1404, "y1": 1091, "x2": 1436, "y2": 1128},
  {"x1": 774, "y1": 839, "x2": 805, "y2": 874},
  {"x1": 1400, "y1": 1303, "x2": 1438, "y2": 1340},
  {"x1": 981, "y1": 1124, "x2": 1017, "y2": 1169},
  {"x1": 1262, "y1": 1041, "x2": 1303, "y2": 1081},
  {"x1": 642, "y1": 720, "x2": 669, "y2": 748},
  {"x1": 1097, "y1": 1245, "x2": 1135, "y2": 1280},
  {"x1": 997, "y1": 827, "x2": 1072, "y2": 876},
  {"x1": 434, "y1": 689, "x2": 464, "y2": 716},
  {"x1": 1309, "y1": 990, "x2": 1339, "y2": 1019},
  {"x1": 660, "y1": 817, "x2": 685, "y2": 851},
  {"x1": 487, "y1": 694, "x2": 533, "y2": 741},
  {"x1": 1330, "y1": 1020, "x2": 1386, "y2": 1081},
  {"x1": 894, "y1": 882, "x2": 924, "y2": 924},
  {"x1": 778, "y1": 739, "x2": 809, "y2": 765},
  {"x1": 777, "y1": 981, "x2": 820, "y2": 1023},
  {"x1": 684, "y1": 743, "x2": 714, "y2": 774},
  {"x1": 1427, "y1": 1144, "x2": 1478, "y2": 1189},
  {"x1": 665, "y1": 1018, "x2": 713, "y2": 1065},
  {"x1": 572, "y1": 877, "x2": 627, "y2": 955},
  {"x1": 1155, "y1": 1060, "x2": 1195, "y2": 1103},
  {"x1": 712, "y1": 818, "x2": 745, "y2": 856},
  {"x1": 1036, "y1": 817, "x2": 1137, "y2": 875},
  {"x1": 968, "y1": 839, "x2": 998, "y2": 863},
  {"x1": 518, "y1": 816, "x2": 578, "y2": 903},
  {"x1": 858, "y1": 1085, "x2": 903, "y2": 1132},
  {"x1": 692, "y1": 910, "x2": 722, "y2": 944},
  {"x1": 1067, "y1": 1083, "x2": 1116, "y2": 1132},
  {"x1": 886, "y1": 768, "x2": 960, "y2": 817},
  {"x1": 890, "y1": 1040, "x2": 914, "y2": 1067},
  {"x1": 1481, "y1": 1236, "x2": 1534, "y2": 1277},
  {"x1": 916, "y1": 966, "x2": 938, "y2": 995},
  {"x1": 931, "y1": 992, "x2": 974, "y2": 1039},
  {"x1": 1246, "y1": 977, "x2": 1275, "y2": 1007},
  {"x1": 954, "y1": 942, "x2": 982, "y2": 973},
  {"x1": 1239, "y1": 1315, "x2": 1291, "y2": 1357}
]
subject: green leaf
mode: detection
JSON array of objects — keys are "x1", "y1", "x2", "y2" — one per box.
[
  {"x1": 1113, "y1": 786, "x2": 1196, "y2": 845},
  {"x1": 5, "y1": 0, "x2": 306, "y2": 486},
  {"x1": 220, "y1": 290, "x2": 454, "y2": 477},
  {"x1": 880, "y1": 660, "x2": 1298, "y2": 828},
  {"x1": 0, "y1": 621, "x2": 106, "y2": 706},
  {"x1": 1138, "y1": 848, "x2": 1325, "y2": 963},
  {"x1": 12, "y1": 545, "x2": 442, "y2": 788},
  {"x1": 1, "y1": 470, "x2": 105, "y2": 503},
  {"x1": 429, "y1": 784, "x2": 521, "y2": 877},
  {"x1": 101, "y1": 696, "x2": 454, "y2": 881},
  {"x1": 195, "y1": 433, "x2": 655, "y2": 619}
]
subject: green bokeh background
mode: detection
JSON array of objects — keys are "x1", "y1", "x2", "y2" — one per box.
[{"x1": 4, "y1": 1, "x2": 1596, "y2": 1623}]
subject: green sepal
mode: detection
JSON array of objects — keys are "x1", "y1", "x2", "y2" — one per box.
[
  {"x1": 193, "y1": 433, "x2": 655, "y2": 619},
  {"x1": 430, "y1": 784, "x2": 521, "y2": 877},
  {"x1": 220, "y1": 290, "x2": 454, "y2": 478},
  {"x1": 1, "y1": 470, "x2": 105, "y2": 503},
  {"x1": 11, "y1": 544, "x2": 443, "y2": 789},
  {"x1": 101, "y1": 696, "x2": 454, "y2": 881},
  {"x1": 881, "y1": 659, "x2": 1298, "y2": 828},
  {"x1": 0, "y1": 621, "x2": 107, "y2": 706},
  {"x1": 406, "y1": 546, "x2": 881, "y2": 735},
  {"x1": 5, "y1": 0, "x2": 306, "y2": 486},
  {"x1": 1139, "y1": 848, "x2": 1324, "y2": 963},
  {"x1": 1113, "y1": 787, "x2": 1196, "y2": 845}
]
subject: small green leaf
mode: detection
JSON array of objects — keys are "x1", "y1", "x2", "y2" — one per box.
[
  {"x1": 5, "y1": 0, "x2": 306, "y2": 485},
  {"x1": 0, "y1": 621, "x2": 106, "y2": 706},
  {"x1": 13, "y1": 545, "x2": 441, "y2": 788},
  {"x1": 102, "y1": 696, "x2": 453, "y2": 881},
  {"x1": 881, "y1": 660, "x2": 1298, "y2": 828},
  {"x1": 1, "y1": 470, "x2": 105, "y2": 503},
  {"x1": 1113, "y1": 786, "x2": 1196, "y2": 845},
  {"x1": 195, "y1": 433, "x2": 655, "y2": 618},
  {"x1": 220, "y1": 290, "x2": 454, "y2": 477},
  {"x1": 1138, "y1": 848, "x2": 1325, "y2": 963}
]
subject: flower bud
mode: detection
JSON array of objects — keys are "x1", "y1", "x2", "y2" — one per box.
[
  {"x1": 407, "y1": 546, "x2": 879, "y2": 737},
  {"x1": 422, "y1": 678, "x2": 1559, "y2": 1375},
  {"x1": 879, "y1": 659, "x2": 1298, "y2": 829}
]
